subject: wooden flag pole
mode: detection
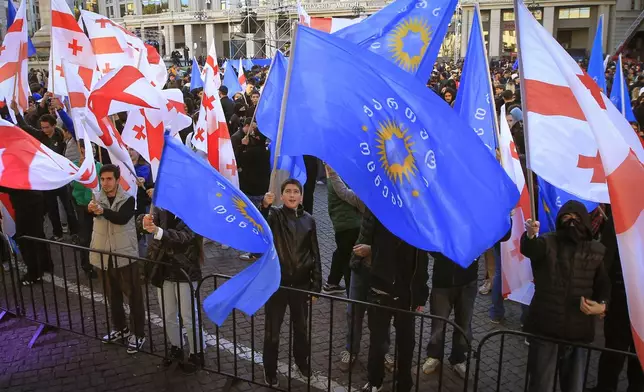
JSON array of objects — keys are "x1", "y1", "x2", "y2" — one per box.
[{"x1": 268, "y1": 21, "x2": 299, "y2": 193}]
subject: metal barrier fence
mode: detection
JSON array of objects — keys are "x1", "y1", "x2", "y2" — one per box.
[{"x1": 0, "y1": 236, "x2": 638, "y2": 392}]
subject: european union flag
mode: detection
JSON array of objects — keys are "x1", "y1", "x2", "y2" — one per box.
[
  {"x1": 610, "y1": 56, "x2": 637, "y2": 123},
  {"x1": 189, "y1": 57, "x2": 204, "y2": 91},
  {"x1": 154, "y1": 135, "x2": 280, "y2": 325},
  {"x1": 333, "y1": 0, "x2": 458, "y2": 83},
  {"x1": 453, "y1": 7, "x2": 497, "y2": 152},
  {"x1": 276, "y1": 26, "x2": 519, "y2": 266},
  {"x1": 588, "y1": 15, "x2": 607, "y2": 93},
  {"x1": 255, "y1": 52, "x2": 307, "y2": 185},
  {"x1": 222, "y1": 60, "x2": 243, "y2": 99},
  {"x1": 537, "y1": 176, "x2": 598, "y2": 234},
  {"x1": 8, "y1": 0, "x2": 36, "y2": 57}
]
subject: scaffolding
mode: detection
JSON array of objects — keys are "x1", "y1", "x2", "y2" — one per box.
[{"x1": 225, "y1": 0, "x2": 295, "y2": 59}]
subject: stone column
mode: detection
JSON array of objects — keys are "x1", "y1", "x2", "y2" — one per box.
[
  {"x1": 543, "y1": 6, "x2": 555, "y2": 35},
  {"x1": 265, "y1": 19, "x2": 277, "y2": 57},
  {"x1": 164, "y1": 26, "x2": 172, "y2": 57},
  {"x1": 598, "y1": 5, "x2": 610, "y2": 52},
  {"x1": 206, "y1": 23, "x2": 215, "y2": 52},
  {"x1": 185, "y1": 24, "x2": 194, "y2": 58},
  {"x1": 489, "y1": 9, "x2": 501, "y2": 57},
  {"x1": 245, "y1": 33, "x2": 255, "y2": 58},
  {"x1": 140, "y1": 23, "x2": 146, "y2": 41},
  {"x1": 135, "y1": 0, "x2": 143, "y2": 16},
  {"x1": 459, "y1": 9, "x2": 470, "y2": 58}
]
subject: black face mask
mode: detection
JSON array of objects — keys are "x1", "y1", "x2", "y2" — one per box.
[{"x1": 559, "y1": 220, "x2": 586, "y2": 243}]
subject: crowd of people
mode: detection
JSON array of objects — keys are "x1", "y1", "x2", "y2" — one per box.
[{"x1": 1, "y1": 56, "x2": 643, "y2": 392}]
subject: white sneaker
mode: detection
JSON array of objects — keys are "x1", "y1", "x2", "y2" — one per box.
[
  {"x1": 361, "y1": 382, "x2": 383, "y2": 392},
  {"x1": 478, "y1": 279, "x2": 492, "y2": 295},
  {"x1": 126, "y1": 335, "x2": 146, "y2": 354},
  {"x1": 102, "y1": 328, "x2": 130, "y2": 344},
  {"x1": 384, "y1": 353, "x2": 395, "y2": 372},
  {"x1": 453, "y1": 362, "x2": 467, "y2": 378},
  {"x1": 422, "y1": 357, "x2": 441, "y2": 374}
]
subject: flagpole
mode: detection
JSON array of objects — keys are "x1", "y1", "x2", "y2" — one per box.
[
  {"x1": 269, "y1": 22, "x2": 298, "y2": 191},
  {"x1": 513, "y1": 0, "x2": 537, "y2": 220},
  {"x1": 476, "y1": 3, "x2": 502, "y2": 165}
]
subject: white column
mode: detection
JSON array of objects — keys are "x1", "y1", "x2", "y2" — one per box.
[
  {"x1": 206, "y1": 23, "x2": 215, "y2": 52},
  {"x1": 459, "y1": 9, "x2": 470, "y2": 58},
  {"x1": 185, "y1": 24, "x2": 194, "y2": 58},
  {"x1": 169, "y1": 25, "x2": 176, "y2": 52},
  {"x1": 489, "y1": 9, "x2": 501, "y2": 57},
  {"x1": 543, "y1": 6, "x2": 555, "y2": 35},
  {"x1": 598, "y1": 5, "x2": 610, "y2": 52},
  {"x1": 265, "y1": 19, "x2": 277, "y2": 57},
  {"x1": 164, "y1": 26, "x2": 172, "y2": 58},
  {"x1": 245, "y1": 33, "x2": 255, "y2": 58},
  {"x1": 140, "y1": 24, "x2": 146, "y2": 41},
  {"x1": 135, "y1": 0, "x2": 143, "y2": 15}
]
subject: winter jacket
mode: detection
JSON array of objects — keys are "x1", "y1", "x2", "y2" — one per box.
[
  {"x1": 368, "y1": 216, "x2": 430, "y2": 309},
  {"x1": 71, "y1": 160, "x2": 102, "y2": 206},
  {"x1": 231, "y1": 130, "x2": 270, "y2": 197},
  {"x1": 220, "y1": 96, "x2": 235, "y2": 123},
  {"x1": 16, "y1": 113, "x2": 65, "y2": 156},
  {"x1": 520, "y1": 200, "x2": 610, "y2": 343},
  {"x1": 327, "y1": 179, "x2": 361, "y2": 233},
  {"x1": 261, "y1": 204, "x2": 322, "y2": 292},
  {"x1": 89, "y1": 187, "x2": 138, "y2": 269},
  {"x1": 136, "y1": 208, "x2": 203, "y2": 283}
]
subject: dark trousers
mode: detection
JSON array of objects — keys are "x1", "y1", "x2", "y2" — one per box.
[
  {"x1": 426, "y1": 281, "x2": 477, "y2": 365},
  {"x1": 263, "y1": 289, "x2": 310, "y2": 378},
  {"x1": 367, "y1": 291, "x2": 416, "y2": 392},
  {"x1": 99, "y1": 259, "x2": 146, "y2": 337},
  {"x1": 327, "y1": 228, "x2": 360, "y2": 288},
  {"x1": 595, "y1": 290, "x2": 644, "y2": 392},
  {"x1": 74, "y1": 204, "x2": 93, "y2": 270},
  {"x1": 15, "y1": 205, "x2": 50, "y2": 278},
  {"x1": 527, "y1": 340, "x2": 587, "y2": 392},
  {"x1": 302, "y1": 155, "x2": 318, "y2": 215},
  {"x1": 45, "y1": 186, "x2": 78, "y2": 237}
]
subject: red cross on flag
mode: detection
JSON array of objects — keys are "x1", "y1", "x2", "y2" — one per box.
[
  {"x1": 192, "y1": 70, "x2": 239, "y2": 187},
  {"x1": 517, "y1": 0, "x2": 644, "y2": 369},
  {"x1": 518, "y1": 1, "x2": 644, "y2": 204},
  {"x1": 163, "y1": 88, "x2": 193, "y2": 133},
  {"x1": 0, "y1": 118, "x2": 98, "y2": 191},
  {"x1": 203, "y1": 42, "x2": 221, "y2": 90},
  {"x1": 0, "y1": 0, "x2": 30, "y2": 121},
  {"x1": 80, "y1": 10, "x2": 166, "y2": 89},
  {"x1": 121, "y1": 108, "x2": 164, "y2": 179},
  {"x1": 48, "y1": 0, "x2": 97, "y2": 95},
  {"x1": 498, "y1": 104, "x2": 534, "y2": 305},
  {"x1": 0, "y1": 193, "x2": 16, "y2": 237},
  {"x1": 237, "y1": 58, "x2": 247, "y2": 92}
]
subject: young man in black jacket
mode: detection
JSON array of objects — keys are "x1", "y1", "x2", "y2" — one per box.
[
  {"x1": 522, "y1": 200, "x2": 610, "y2": 392},
  {"x1": 260, "y1": 179, "x2": 322, "y2": 387},
  {"x1": 362, "y1": 218, "x2": 429, "y2": 392}
]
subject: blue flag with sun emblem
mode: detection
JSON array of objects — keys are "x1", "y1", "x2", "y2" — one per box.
[
  {"x1": 333, "y1": 0, "x2": 458, "y2": 83},
  {"x1": 276, "y1": 26, "x2": 519, "y2": 266},
  {"x1": 154, "y1": 135, "x2": 280, "y2": 325},
  {"x1": 453, "y1": 7, "x2": 498, "y2": 153}
]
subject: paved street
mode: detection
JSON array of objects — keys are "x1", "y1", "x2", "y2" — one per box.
[{"x1": 0, "y1": 184, "x2": 625, "y2": 391}]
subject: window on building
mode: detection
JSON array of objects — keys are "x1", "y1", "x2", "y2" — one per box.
[
  {"x1": 107, "y1": 5, "x2": 114, "y2": 17},
  {"x1": 558, "y1": 7, "x2": 591, "y2": 19},
  {"x1": 503, "y1": 9, "x2": 542, "y2": 21},
  {"x1": 119, "y1": 4, "x2": 125, "y2": 15},
  {"x1": 181, "y1": 0, "x2": 189, "y2": 11},
  {"x1": 127, "y1": 2, "x2": 135, "y2": 13},
  {"x1": 142, "y1": 0, "x2": 169, "y2": 15},
  {"x1": 220, "y1": 0, "x2": 227, "y2": 10}
]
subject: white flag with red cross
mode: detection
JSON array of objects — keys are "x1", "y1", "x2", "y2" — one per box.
[
  {"x1": 237, "y1": 58, "x2": 247, "y2": 92},
  {"x1": 0, "y1": 119, "x2": 98, "y2": 191},
  {"x1": 163, "y1": 88, "x2": 193, "y2": 133},
  {"x1": 517, "y1": 0, "x2": 644, "y2": 368},
  {"x1": 192, "y1": 71, "x2": 239, "y2": 187},
  {"x1": 80, "y1": 10, "x2": 166, "y2": 89},
  {"x1": 203, "y1": 42, "x2": 221, "y2": 89},
  {"x1": 0, "y1": 0, "x2": 30, "y2": 120},
  {"x1": 48, "y1": 0, "x2": 97, "y2": 95},
  {"x1": 0, "y1": 193, "x2": 16, "y2": 237},
  {"x1": 499, "y1": 104, "x2": 534, "y2": 305},
  {"x1": 519, "y1": 2, "x2": 644, "y2": 204}
]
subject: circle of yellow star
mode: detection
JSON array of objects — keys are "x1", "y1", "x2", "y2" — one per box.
[
  {"x1": 376, "y1": 120, "x2": 417, "y2": 184},
  {"x1": 388, "y1": 17, "x2": 432, "y2": 73}
]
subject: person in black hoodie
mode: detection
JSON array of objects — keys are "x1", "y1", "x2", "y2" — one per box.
[
  {"x1": 260, "y1": 179, "x2": 322, "y2": 387},
  {"x1": 522, "y1": 200, "x2": 610, "y2": 392},
  {"x1": 138, "y1": 207, "x2": 204, "y2": 374},
  {"x1": 362, "y1": 217, "x2": 429, "y2": 392},
  {"x1": 591, "y1": 207, "x2": 644, "y2": 392}
]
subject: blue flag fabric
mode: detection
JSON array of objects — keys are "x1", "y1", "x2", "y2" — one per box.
[
  {"x1": 610, "y1": 56, "x2": 637, "y2": 122},
  {"x1": 333, "y1": 0, "x2": 458, "y2": 83},
  {"x1": 277, "y1": 26, "x2": 519, "y2": 266},
  {"x1": 8, "y1": 0, "x2": 37, "y2": 57},
  {"x1": 512, "y1": 59, "x2": 519, "y2": 70},
  {"x1": 222, "y1": 61, "x2": 243, "y2": 99},
  {"x1": 255, "y1": 52, "x2": 307, "y2": 185},
  {"x1": 588, "y1": 15, "x2": 606, "y2": 93},
  {"x1": 190, "y1": 57, "x2": 204, "y2": 91},
  {"x1": 453, "y1": 8, "x2": 497, "y2": 153},
  {"x1": 537, "y1": 176, "x2": 599, "y2": 234},
  {"x1": 154, "y1": 135, "x2": 280, "y2": 325}
]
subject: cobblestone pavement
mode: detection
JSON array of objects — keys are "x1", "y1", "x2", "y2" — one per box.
[{"x1": 0, "y1": 184, "x2": 628, "y2": 392}]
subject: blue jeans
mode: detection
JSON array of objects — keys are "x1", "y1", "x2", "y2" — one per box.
[
  {"x1": 345, "y1": 268, "x2": 390, "y2": 355},
  {"x1": 489, "y1": 243, "x2": 505, "y2": 320},
  {"x1": 528, "y1": 339, "x2": 587, "y2": 392}
]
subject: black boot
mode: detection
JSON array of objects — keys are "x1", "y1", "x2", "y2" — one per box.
[
  {"x1": 181, "y1": 354, "x2": 200, "y2": 374},
  {"x1": 163, "y1": 345, "x2": 184, "y2": 367}
]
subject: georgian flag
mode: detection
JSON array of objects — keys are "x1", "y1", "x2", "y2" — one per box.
[
  {"x1": 237, "y1": 58, "x2": 247, "y2": 92},
  {"x1": 0, "y1": 0, "x2": 30, "y2": 121},
  {"x1": 0, "y1": 193, "x2": 16, "y2": 237},
  {"x1": 203, "y1": 41, "x2": 221, "y2": 89}
]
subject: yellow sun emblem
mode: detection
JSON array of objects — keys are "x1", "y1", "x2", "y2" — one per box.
[
  {"x1": 233, "y1": 196, "x2": 264, "y2": 233},
  {"x1": 376, "y1": 120, "x2": 417, "y2": 184},
  {"x1": 388, "y1": 17, "x2": 432, "y2": 73}
]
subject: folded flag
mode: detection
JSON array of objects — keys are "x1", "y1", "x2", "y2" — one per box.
[
  {"x1": 222, "y1": 60, "x2": 243, "y2": 99},
  {"x1": 333, "y1": 0, "x2": 458, "y2": 82},
  {"x1": 275, "y1": 26, "x2": 519, "y2": 266},
  {"x1": 255, "y1": 51, "x2": 307, "y2": 186},
  {"x1": 587, "y1": 14, "x2": 607, "y2": 93},
  {"x1": 154, "y1": 135, "x2": 280, "y2": 325},
  {"x1": 610, "y1": 55, "x2": 637, "y2": 123},
  {"x1": 190, "y1": 57, "x2": 204, "y2": 92},
  {"x1": 7, "y1": 0, "x2": 36, "y2": 57}
]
